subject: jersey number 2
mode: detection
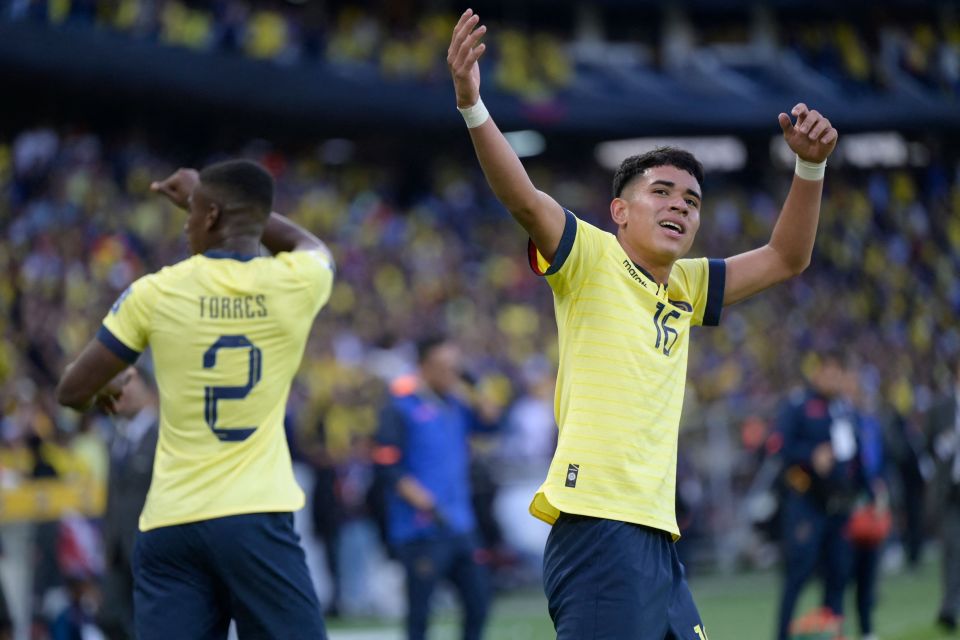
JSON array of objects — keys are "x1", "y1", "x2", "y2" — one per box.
[
  {"x1": 653, "y1": 302, "x2": 681, "y2": 356},
  {"x1": 203, "y1": 335, "x2": 262, "y2": 442}
]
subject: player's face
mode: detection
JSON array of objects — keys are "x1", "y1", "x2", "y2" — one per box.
[
  {"x1": 420, "y1": 343, "x2": 462, "y2": 396},
  {"x1": 613, "y1": 165, "x2": 701, "y2": 266},
  {"x1": 814, "y1": 359, "x2": 845, "y2": 397}
]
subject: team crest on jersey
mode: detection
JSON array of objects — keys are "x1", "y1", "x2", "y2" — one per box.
[
  {"x1": 111, "y1": 286, "x2": 132, "y2": 314},
  {"x1": 565, "y1": 463, "x2": 580, "y2": 488}
]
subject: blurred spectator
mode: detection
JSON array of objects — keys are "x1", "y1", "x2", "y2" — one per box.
[
  {"x1": 775, "y1": 351, "x2": 867, "y2": 640},
  {"x1": 305, "y1": 422, "x2": 343, "y2": 618},
  {"x1": 887, "y1": 409, "x2": 929, "y2": 571},
  {"x1": 334, "y1": 434, "x2": 381, "y2": 617},
  {"x1": 98, "y1": 363, "x2": 158, "y2": 640},
  {"x1": 845, "y1": 365, "x2": 889, "y2": 640},
  {"x1": 373, "y1": 336, "x2": 498, "y2": 640},
  {"x1": 927, "y1": 357, "x2": 960, "y2": 632},
  {"x1": 0, "y1": 537, "x2": 11, "y2": 640}
]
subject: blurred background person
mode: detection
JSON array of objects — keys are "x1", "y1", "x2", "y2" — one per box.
[
  {"x1": 97, "y1": 363, "x2": 158, "y2": 640},
  {"x1": 775, "y1": 351, "x2": 866, "y2": 640},
  {"x1": 373, "y1": 335, "x2": 500, "y2": 640},
  {"x1": 927, "y1": 358, "x2": 960, "y2": 632},
  {"x1": 0, "y1": 538, "x2": 11, "y2": 640},
  {"x1": 845, "y1": 362, "x2": 890, "y2": 640}
]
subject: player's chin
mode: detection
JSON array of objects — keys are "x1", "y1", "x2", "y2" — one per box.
[{"x1": 655, "y1": 239, "x2": 693, "y2": 262}]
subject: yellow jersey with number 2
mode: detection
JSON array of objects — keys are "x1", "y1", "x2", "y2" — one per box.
[{"x1": 99, "y1": 249, "x2": 333, "y2": 532}]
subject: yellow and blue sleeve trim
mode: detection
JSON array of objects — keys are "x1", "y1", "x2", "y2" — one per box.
[
  {"x1": 527, "y1": 209, "x2": 577, "y2": 276},
  {"x1": 703, "y1": 258, "x2": 726, "y2": 327},
  {"x1": 96, "y1": 326, "x2": 141, "y2": 364}
]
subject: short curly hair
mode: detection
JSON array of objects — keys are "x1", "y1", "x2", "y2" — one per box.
[{"x1": 612, "y1": 147, "x2": 704, "y2": 198}]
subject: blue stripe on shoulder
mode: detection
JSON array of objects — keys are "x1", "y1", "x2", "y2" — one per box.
[
  {"x1": 542, "y1": 209, "x2": 578, "y2": 276},
  {"x1": 703, "y1": 258, "x2": 726, "y2": 327},
  {"x1": 96, "y1": 326, "x2": 141, "y2": 364}
]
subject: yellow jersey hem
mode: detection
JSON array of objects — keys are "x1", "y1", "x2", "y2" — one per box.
[
  {"x1": 529, "y1": 488, "x2": 681, "y2": 540},
  {"x1": 139, "y1": 500, "x2": 305, "y2": 532}
]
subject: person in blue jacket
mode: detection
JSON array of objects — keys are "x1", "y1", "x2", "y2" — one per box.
[
  {"x1": 373, "y1": 335, "x2": 498, "y2": 640},
  {"x1": 846, "y1": 374, "x2": 888, "y2": 640},
  {"x1": 775, "y1": 350, "x2": 869, "y2": 640}
]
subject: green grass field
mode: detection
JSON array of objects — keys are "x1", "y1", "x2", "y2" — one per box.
[{"x1": 327, "y1": 558, "x2": 946, "y2": 640}]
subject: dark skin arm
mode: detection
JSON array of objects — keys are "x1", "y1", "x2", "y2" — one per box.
[
  {"x1": 57, "y1": 342, "x2": 131, "y2": 413},
  {"x1": 151, "y1": 168, "x2": 333, "y2": 257}
]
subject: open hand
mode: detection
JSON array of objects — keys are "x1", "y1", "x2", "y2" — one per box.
[
  {"x1": 811, "y1": 442, "x2": 835, "y2": 477},
  {"x1": 150, "y1": 168, "x2": 200, "y2": 210},
  {"x1": 778, "y1": 103, "x2": 838, "y2": 164},
  {"x1": 447, "y1": 9, "x2": 487, "y2": 108}
]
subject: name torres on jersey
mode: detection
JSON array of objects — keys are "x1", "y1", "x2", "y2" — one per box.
[{"x1": 199, "y1": 295, "x2": 268, "y2": 319}]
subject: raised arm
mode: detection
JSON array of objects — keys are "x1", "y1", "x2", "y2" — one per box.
[
  {"x1": 447, "y1": 10, "x2": 566, "y2": 261},
  {"x1": 150, "y1": 169, "x2": 332, "y2": 259},
  {"x1": 723, "y1": 103, "x2": 838, "y2": 305}
]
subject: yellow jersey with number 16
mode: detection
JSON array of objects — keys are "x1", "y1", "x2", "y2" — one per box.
[
  {"x1": 528, "y1": 212, "x2": 725, "y2": 538},
  {"x1": 99, "y1": 249, "x2": 334, "y2": 532}
]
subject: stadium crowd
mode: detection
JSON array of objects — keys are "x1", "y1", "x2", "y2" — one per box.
[
  {"x1": 4, "y1": 0, "x2": 960, "y2": 100},
  {"x1": 0, "y1": 122, "x2": 958, "y2": 635}
]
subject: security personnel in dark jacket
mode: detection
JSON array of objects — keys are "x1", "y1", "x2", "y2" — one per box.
[
  {"x1": 99, "y1": 364, "x2": 159, "y2": 640},
  {"x1": 775, "y1": 351, "x2": 868, "y2": 640},
  {"x1": 373, "y1": 336, "x2": 497, "y2": 640}
]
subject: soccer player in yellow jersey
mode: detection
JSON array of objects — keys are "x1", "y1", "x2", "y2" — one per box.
[
  {"x1": 56, "y1": 160, "x2": 332, "y2": 640},
  {"x1": 448, "y1": 10, "x2": 839, "y2": 640}
]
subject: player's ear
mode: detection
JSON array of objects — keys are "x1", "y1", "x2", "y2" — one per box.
[
  {"x1": 610, "y1": 197, "x2": 628, "y2": 225},
  {"x1": 204, "y1": 202, "x2": 221, "y2": 231}
]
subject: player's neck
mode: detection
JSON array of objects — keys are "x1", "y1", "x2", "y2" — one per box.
[
  {"x1": 203, "y1": 236, "x2": 261, "y2": 257},
  {"x1": 618, "y1": 238, "x2": 672, "y2": 285}
]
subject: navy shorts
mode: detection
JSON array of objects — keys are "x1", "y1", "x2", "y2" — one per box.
[
  {"x1": 543, "y1": 513, "x2": 707, "y2": 640},
  {"x1": 133, "y1": 512, "x2": 326, "y2": 640}
]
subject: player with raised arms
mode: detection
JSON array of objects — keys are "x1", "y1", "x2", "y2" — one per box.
[
  {"x1": 57, "y1": 160, "x2": 333, "y2": 640},
  {"x1": 447, "y1": 9, "x2": 838, "y2": 639}
]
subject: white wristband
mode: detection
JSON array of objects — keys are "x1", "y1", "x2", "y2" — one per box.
[
  {"x1": 795, "y1": 156, "x2": 826, "y2": 181},
  {"x1": 457, "y1": 97, "x2": 490, "y2": 129}
]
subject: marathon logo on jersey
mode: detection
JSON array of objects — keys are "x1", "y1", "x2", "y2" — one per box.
[
  {"x1": 621, "y1": 260, "x2": 649, "y2": 288},
  {"x1": 565, "y1": 463, "x2": 580, "y2": 488}
]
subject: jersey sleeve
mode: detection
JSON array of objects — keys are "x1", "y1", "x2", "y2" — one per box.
[
  {"x1": 527, "y1": 210, "x2": 604, "y2": 296},
  {"x1": 373, "y1": 402, "x2": 409, "y2": 487},
  {"x1": 671, "y1": 257, "x2": 726, "y2": 327},
  {"x1": 98, "y1": 275, "x2": 158, "y2": 363},
  {"x1": 277, "y1": 249, "x2": 335, "y2": 315}
]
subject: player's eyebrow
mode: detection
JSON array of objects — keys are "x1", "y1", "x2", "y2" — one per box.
[{"x1": 650, "y1": 179, "x2": 701, "y2": 203}]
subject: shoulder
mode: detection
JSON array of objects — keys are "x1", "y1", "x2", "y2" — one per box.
[
  {"x1": 574, "y1": 214, "x2": 615, "y2": 246},
  {"x1": 147, "y1": 256, "x2": 202, "y2": 288},
  {"x1": 272, "y1": 250, "x2": 335, "y2": 277},
  {"x1": 671, "y1": 258, "x2": 707, "y2": 282}
]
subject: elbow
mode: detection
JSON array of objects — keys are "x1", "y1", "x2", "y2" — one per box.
[
  {"x1": 771, "y1": 244, "x2": 811, "y2": 278},
  {"x1": 56, "y1": 368, "x2": 88, "y2": 410},
  {"x1": 787, "y1": 256, "x2": 811, "y2": 277},
  {"x1": 56, "y1": 385, "x2": 86, "y2": 411}
]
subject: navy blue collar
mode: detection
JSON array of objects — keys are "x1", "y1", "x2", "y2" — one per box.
[
  {"x1": 632, "y1": 260, "x2": 666, "y2": 288},
  {"x1": 203, "y1": 250, "x2": 257, "y2": 262}
]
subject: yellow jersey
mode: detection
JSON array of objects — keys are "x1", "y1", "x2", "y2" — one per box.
[
  {"x1": 528, "y1": 212, "x2": 724, "y2": 537},
  {"x1": 99, "y1": 249, "x2": 334, "y2": 531}
]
